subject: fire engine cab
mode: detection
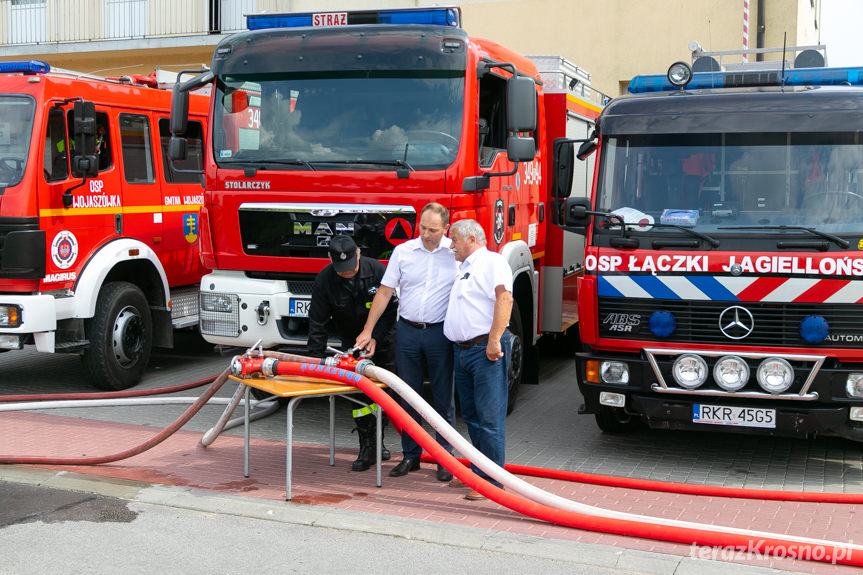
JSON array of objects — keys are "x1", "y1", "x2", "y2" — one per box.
[
  {"x1": 557, "y1": 48, "x2": 863, "y2": 440},
  {"x1": 170, "y1": 7, "x2": 605, "y2": 411},
  {"x1": 0, "y1": 60, "x2": 209, "y2": 389}
]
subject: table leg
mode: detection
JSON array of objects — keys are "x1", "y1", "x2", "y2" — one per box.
[
  {"x1": 376, "y1": 405, "x2": 382, "y2": 488},
  {"x1": 286, "y1": 396, "x2": 303, "y2": 501},
  {"x1": 329, "y1": 395, "x2": 335, "y2": 466},
  {"x1": 243, "y1": 385, "x2": 250, "y2": 478}
]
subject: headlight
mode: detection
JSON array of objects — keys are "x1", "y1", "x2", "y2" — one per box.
[
  {"x1": 756, "y1": 357, "x2": 794, "y2": 394},
  {"x1": 0, "y1": 305, "x2": 22, "y2": 327},
  {"x1": 713, "y1": 356, "x2": 750, "y2": 391},
  {"x1": 672, "y1": 354, "x2": 708, "y2": 389},
  {"x1": 846, "y1": 374, "x2": 863, "y2": 398},
  {"x1": 201, "y1": 293, "x2": 235, "y2": 313},
  {"x1": 600, "y1": 361, "x2": 629, "y2": 384}
]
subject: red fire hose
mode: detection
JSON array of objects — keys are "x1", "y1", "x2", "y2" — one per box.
[
  {"x1": 2, "y1": 352, "x2": 860, "y2": 567},
  {"x1": 259, "y1": 359, "x2": 861, "y2": 568},
  {"x1": 418, "y1": 454, "x2": 863, "y2": 505}
]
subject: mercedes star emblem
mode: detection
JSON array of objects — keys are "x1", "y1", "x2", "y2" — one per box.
[{"x1": 718, "y1": 306, "x2": 755, "y2": 340}]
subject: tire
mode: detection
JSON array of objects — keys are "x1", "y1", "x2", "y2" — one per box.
[
  {"x1": 594, "y1": 405, "x2": 640, "y2": 434},
  {"x1": 83, "y1": 281, "x2": 153, "y2": 391},
  {"x1": 506, "y1": 301, "x2": 525, "y2": 414}
]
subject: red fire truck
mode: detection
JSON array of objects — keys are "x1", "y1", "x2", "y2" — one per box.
[
  {"x1": 557, "y1": 51, "x2": 863, "y2": 440},
  {"x1": 169, "y1": 7, "x2": 604, "y2": 410},
  {"x1": 0, "y1": 60, "x2": 209, "y2": 390}
]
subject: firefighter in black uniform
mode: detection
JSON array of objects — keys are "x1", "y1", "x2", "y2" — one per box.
[{"x1": 307, "y1": 234, "x2": 398, "y2": 471}]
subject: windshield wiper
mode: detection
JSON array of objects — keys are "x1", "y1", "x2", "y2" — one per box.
[
  {"x1": 718, "y1": 225, "x2": 849, "y2": 249},
  {"x1": 309, "y1": 159, "x2": 415, "y2": 172},
  {"x1": 223, "y1": 159, "x2": 315, "y2": 171},
  {"x1": 607, "y1": 220, "x2": 720, "y2": 248}
]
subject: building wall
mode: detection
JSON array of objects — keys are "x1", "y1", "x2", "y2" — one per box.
[{"x1": 0, "y1": 0, "x2": 819, "y2": 95}]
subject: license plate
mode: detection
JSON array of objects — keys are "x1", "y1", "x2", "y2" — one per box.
[
  {"x1": 288, "y1": 297, "x2": 311, "y2": 317},
  {"x1": 693, "y1": 404, "x2": 776, "y2": 429}
]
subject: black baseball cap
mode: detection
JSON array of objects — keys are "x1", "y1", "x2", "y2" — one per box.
[{"x1": 329, "y1": 235, "x2": 358, "y2": 273}]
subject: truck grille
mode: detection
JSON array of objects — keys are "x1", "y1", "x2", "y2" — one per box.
[
  {"x1": 238, "y1": 202, "x2": 416, "y2": 261},
  {"x1": 597, "y1": 297, "x2": 863, "y2": 348}
]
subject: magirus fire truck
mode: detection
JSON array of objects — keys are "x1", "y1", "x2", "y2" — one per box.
[
  {"x1": 0, "y1": 60, "x2": 209, "y2": 390},
  {"x1": 169, "y1": 6, "x2": 605, "y2": 410},
  {"x1": 556, "y1": 48, "x2": 863, "y2": 440}
]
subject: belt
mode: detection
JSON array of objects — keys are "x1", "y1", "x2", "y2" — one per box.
[
  {"x1": 399, "y1": 317, "x2": 443, "y2": 330},
  {"x1": 455, "y1": 334, "x2": 489, "y2": 349}
]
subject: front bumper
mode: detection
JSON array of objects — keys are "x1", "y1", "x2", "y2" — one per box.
[
  {"x1": 576, "y1": 348, "x2": 863, "y2": 441},
  {"x1": 198, "y1": 270, "x2": 339, "y2": 350},
  {"x1": 0, "y1": 294, "x2": 58, "y2": 352}
]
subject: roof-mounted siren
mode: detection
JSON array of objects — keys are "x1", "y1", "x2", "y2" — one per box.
[
  {"x1": 689, "y1": 41, "x2": 721, "y2": 72},
  {"x1": 795, "y1": 49, "x2": 826, "y2": 68}
]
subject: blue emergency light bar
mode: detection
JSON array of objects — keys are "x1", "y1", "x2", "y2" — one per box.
[
  {"x1": 0, "y1": 60, "x2": 50, "y2": 74},
  {"x1": 628, "y1": 65, "x2": 863, "y2": 94},
  {"x1": 246, "y1": 7, "x2": 461, "y2": 30}
]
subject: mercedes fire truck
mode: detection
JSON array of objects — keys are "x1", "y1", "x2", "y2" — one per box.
[
  {"x1": 557, "y1": 49, "x2": 863, "y2": 440},
  {"x1": 169, "y1": 7, "x2": 605, "y2": 411},
  {"x1": 0, "y1": 61, "x2": 209, "y2": 390}
]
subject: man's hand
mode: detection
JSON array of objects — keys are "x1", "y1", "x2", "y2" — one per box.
[
  {"x1": 354, "y1": 328, "x2": 373, "y2": 352},
  {"x1": 362, "y1": 337, "x2": 377, "y2": 358},
  {"x1": 486, "y1": 338, "x2": 503, "y2": 361}
]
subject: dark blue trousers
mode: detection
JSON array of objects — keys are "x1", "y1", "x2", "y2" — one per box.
[{"x1": 395, "y1": 321, "x2": 455, "y2": 460}]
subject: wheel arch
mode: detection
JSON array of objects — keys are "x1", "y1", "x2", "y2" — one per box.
[
  {"x1": 72, "y1": 238, "x2": 170, "y2": 321},
  {"x1": 499, "y1": 240, "x2": 538, "y2": 345}
]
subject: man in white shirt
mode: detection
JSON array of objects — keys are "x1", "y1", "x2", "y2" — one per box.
[
  {"x1": 356, "y1": 202, "x2": 458, "y2": 482},
  {"x1": 443, "y1": 218, "x2": 513, "y2": 501}
]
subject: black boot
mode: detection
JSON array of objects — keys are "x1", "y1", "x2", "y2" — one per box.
[{"x1": 351, "y1": 413, "x2": 389, "y2": 471}]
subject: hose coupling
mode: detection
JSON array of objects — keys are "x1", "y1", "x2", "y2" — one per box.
[
  {"x1": 261, "y1": 357, "x2": 279, "y2": 377},
  {"x1": 354, "y1": 358, "x2": 375, "y2": 376}
]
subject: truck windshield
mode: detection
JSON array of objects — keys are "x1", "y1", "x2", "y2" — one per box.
[
  {"x1": 0, "y1": 96, "x2": 35, "y2": 187},
  {"x1": 213, "y1": 71, "x2": 464, "y2": 172},
  {"x1": 597, "y1": 132, "x2": 863, "y2": 234}
]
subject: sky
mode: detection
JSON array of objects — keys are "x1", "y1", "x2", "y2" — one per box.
[{"x1": 819, "y1": 0, "x2": 863, "y2": 67}]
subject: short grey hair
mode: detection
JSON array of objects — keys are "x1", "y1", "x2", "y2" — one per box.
[{"x1": 450, "y1": 219, "x2": 486, "y2": 245}]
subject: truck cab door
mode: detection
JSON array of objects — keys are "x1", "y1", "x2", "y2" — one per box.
[{"x1": 117, "y1": 112, "x2": 162, "y2": 247}]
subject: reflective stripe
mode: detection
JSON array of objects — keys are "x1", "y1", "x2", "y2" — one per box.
[{"x1": 352, "y1": 403, "x2": 379, "y2": 418}]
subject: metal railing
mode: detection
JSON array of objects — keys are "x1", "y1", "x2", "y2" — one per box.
[{"x1": 0, "y1": 0, "x2": 268, "y2": 46}]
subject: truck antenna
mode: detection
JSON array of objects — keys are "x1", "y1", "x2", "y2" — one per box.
[{"x1": 780, "y1": 32, "x2": 787, "y2": 87}]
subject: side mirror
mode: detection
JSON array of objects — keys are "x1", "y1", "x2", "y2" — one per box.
[
  {"x1": 577, "y1": 140, "x2": 597, "y2": 160},
  {"x1": 506, "y1": 75, "x2": 537, "y2": 133},
  {"x1": 71, "y1": 100, "x2": 98, "y2": 178},
  {"x1": 170, "y1": 85, "x2": 189, "y2": 136},
  {"x1": 170, "y1": 136, "x2": 188, "y2": 161},
  {"x1": 170, "y1": 69, "x2": 213, "y2": 135},
  {"x1": 562, "y1": 197, "x2": 592, "y2": 235},
  {"x1": 507, "y1": 135, "x2": 536, "y2": 162},
  {"x1": 551, "y1": 138, "x2": 574, "y2": 199}
]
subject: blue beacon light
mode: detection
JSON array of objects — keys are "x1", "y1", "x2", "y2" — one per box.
[
  {"x1": 0, "y1": 60, "x2": 50, "y2": 74},
  {"x1": 649, "y1": 311, "x2": 676, "y2": 338},
  {"x1": 799, "y1": 315, "x2": 829, "y2": 344},
  {"x1": 247, "y1": 7, "x2": 461, "y2": 30}
]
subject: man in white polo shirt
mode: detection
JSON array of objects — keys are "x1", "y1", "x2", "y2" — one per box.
[
  {"x1": 356, "y1": 202, "x2": 458, "y2": 482},
  {"x1": 443, "y1": 218, "x2": 513, "y2": 501}
]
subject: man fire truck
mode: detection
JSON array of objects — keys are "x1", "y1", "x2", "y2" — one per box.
[
  {"x1": 0, "y1": 60, "x2": 209, "y2": 390},
  {"x1": 556, "y1": 47, "x2": 863, "y2": 440},
  {"x1": 169, "y1": 7, "x2": 604, "y2": 411}
]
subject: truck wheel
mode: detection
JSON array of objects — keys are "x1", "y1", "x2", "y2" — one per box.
[
  {"x1": 594, "y1": 405, "x2": 639, "y2": 434},
  {"x1": 506, "y1": 302, "x2": 525, "y2": 414},
  {"x1": 83, "y1": 281, "x2": 152, "y2": 391}
]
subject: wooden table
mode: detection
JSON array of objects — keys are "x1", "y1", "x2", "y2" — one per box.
[{"x1": 229, "y1": 373, "x2": 387, "y2": 500}]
